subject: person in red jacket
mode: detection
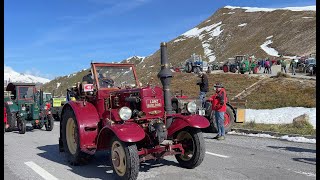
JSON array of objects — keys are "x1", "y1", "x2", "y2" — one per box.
[{"x1": 209, "y1": 82, "x2": 227, "y2": 140}]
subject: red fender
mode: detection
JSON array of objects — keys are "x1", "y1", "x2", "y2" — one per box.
[
  {"x1": 62, "y1": 101, "x2": 100, "y2": 154},
  {"x1": 96, "y1": 122, "x2": 145, "y2": 151},
  {"x1": 167, "y1": 114, "x2": 210, "y2": 137}
]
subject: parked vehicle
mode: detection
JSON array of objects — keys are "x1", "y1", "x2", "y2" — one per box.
[
  {"x1": 171, "y1": 90, "x2": 242, "y2": 133},
  {"x1": 305, "y1": 58, "x2": 316, "y2": 75},
  {"x1": 184, "y1": 53, "x2": 210, "y2": 73},
  {"x1": 51, "y1": 97, "x2": 67, "y2": 121},
  {"x1": 4, "y1": 83, "x2": 54, "y2": 134},
  {"x1": 58, "y1": 42, "x2": 209, "y2": 180}
]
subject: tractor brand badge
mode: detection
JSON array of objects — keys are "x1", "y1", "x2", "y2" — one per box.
[
  {"x1": 146, "y1": 99, "x2": 162, "y2": 108},
  {"x1": 83, "y1": 84, "x2": 94, "y2": 92}
]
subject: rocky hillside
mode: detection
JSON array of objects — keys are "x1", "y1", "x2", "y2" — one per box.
[{"x1": 42, "y1": 5, "x2": 316, "y2": 95}]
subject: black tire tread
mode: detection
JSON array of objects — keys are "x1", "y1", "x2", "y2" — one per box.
[{"x1": 175, "y1": 128, "x2": 205, "y2": 169}]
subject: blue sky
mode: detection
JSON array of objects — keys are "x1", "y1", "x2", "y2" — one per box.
[{"x1": 4, "y1": 0, "x2": 316, "y2": 79}]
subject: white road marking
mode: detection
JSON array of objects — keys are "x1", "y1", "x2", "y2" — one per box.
[
  {"x1": 293, "y1": 170, "x2": 316, "y2": 177},
  {"x1": 205, "y1": 151, "x2": 230, "y2": 158},
  {"x1": 25, "y1": 161, "x2": 59, "y2": 180}
]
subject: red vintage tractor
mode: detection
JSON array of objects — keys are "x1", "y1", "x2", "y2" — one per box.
[{"x1": 59, "y1": 42, "x2": 209, "y2": 180}]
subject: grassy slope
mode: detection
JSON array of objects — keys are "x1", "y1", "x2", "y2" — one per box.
[{"x1": 245, "y1": 77, "x2": 316, "y2": 109}]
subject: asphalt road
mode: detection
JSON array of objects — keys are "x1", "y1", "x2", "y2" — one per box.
[{"x1": 4, "y1": 122, "x2": 316, "y2": 180}]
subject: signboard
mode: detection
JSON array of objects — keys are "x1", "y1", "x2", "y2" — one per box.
[
  {"x1": 146, "y1": 99, "x2": 162, "y2": 108},
  {"x1": 83, "y1": 84, "x2": 94, "y2": 92}
]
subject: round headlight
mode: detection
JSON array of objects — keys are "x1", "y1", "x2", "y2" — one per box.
[
  {"x1": 119, "y1": 107, "x2": 132, "y2": 121},
  {"x1": 21, "y1": 107, "x2": 26, "y2": 111},
  {"x1": 187, "y1": 101, "x2": 197, "y2": 113}
]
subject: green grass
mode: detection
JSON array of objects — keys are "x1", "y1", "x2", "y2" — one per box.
[
  {"x1": 234, "y1": 120, "x2": 316, "y2": 136},
  {"x1": 245, "y1": 77, "x2": 316, "y2": 109}
]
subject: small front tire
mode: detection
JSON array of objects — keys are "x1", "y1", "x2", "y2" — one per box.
[
  {"x1": 110, "y1": 137, "x2": 139, "y2": 180},
  {"x1": 174, "y1": 128, "x2": 205, "y2": 169},
  {"x1": 18, "y1": 120, "x2": 26, "y2": 134}
]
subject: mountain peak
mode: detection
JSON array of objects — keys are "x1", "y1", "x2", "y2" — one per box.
[
  {"x1": 223, "y1": 5, "x2": 316, "y2": 12},
  {"x1": 4, "y1": 65, "x2": 50, "y2": 84}
]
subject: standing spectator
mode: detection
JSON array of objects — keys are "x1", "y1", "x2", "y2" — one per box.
[
  {"x1": 290, "y1": 59, "x2": 298, "y2": 75},
  {"x1": 209, "y1": 82, "x2": 227, "y2": 140},
  {"x1": 268, "y1": 58, "x2": 272, "y2": 74},
  {"x1": 264, "y1": 59, "x2": 270, "y2": 74},
  {"x1": 196, "y1": 72, "x2": 208, "y2": 108},
  {"x1": 280, "y1": 59, "x2": 287, "y2": 73}
]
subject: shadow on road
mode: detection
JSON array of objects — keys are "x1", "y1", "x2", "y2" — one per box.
[
  {"x1": 267, "y1": 146, "x2": 316, "y2": 153},
  {"x1": 37, "y1": 144, "x2": 181, "y2": 179},
  {"x1": 292, "y1": 157, "x2": 316, "y2": 165}
]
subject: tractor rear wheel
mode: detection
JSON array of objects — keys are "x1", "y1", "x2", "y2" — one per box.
[
  {"x1": 61, "y1": 109, "x2": 93, "y2": 165},
  {"x1": 45, "y1": 115, "x2": 54, "y2": 131},
  {"x1": 110, "y1": 137, "x2": 139, "y2": 180},
  {"x1": 186, "y1": 62, "x2": 192, "y2": 73},
  {"x1": 208, "y1": 106, "x2": 235, "y2": 133},
  {"x1": 18, "y1": 120, "x2": 26, "y2": 134},
  {"x1": 5, "y1": 113, "x2": 16, "y2": 132},
  {"x1": 175, "y1": 128, "x2": 205, "y2": 169}
]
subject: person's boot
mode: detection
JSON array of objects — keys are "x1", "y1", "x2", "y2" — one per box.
[
  {"x1": 213, "y1": 135, "x2": 220, "y2": 139},
  {"x1": 217, "y1": 136, "x2": 225, "y2": 140}
]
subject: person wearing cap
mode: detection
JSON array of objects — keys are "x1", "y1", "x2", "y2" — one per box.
[
  {"x1": 82, "y1": 69, "x2": 94, "y2": 84},
  {"x1": 289, "y1": 58, "x2": 298, "y2": 75},
  {"x1": 196, "y1": 72, "x2": 208, "y2": 108},
  {"x1": 99, "y1": 72, "x2": 115, "y2": 88},
  {"x1": 209, "y1": 82, "x2": 227, "y2": 140}
]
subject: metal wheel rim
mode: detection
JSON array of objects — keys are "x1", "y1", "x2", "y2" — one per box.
[
  {"x1": 177, "y1": 131, "x2": 195, "y2": 161},
  {"x1": 66, "y1": 118, "x2": 77, "y2": 155},
  {"x1": 111, "y1": 141, "x2": 126, "y2": 176}
]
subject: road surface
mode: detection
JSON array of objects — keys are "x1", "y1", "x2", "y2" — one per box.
[{"x1": 4, "y1": 122, "x2": 316, "y2": 180}]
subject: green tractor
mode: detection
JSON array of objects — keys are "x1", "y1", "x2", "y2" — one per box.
[
  {"x1": 238, "y1": 55, "x2": 257, "y2": 74},
  {"x1": 4, "y1": 83, "x2": 54, "y2": 134}
]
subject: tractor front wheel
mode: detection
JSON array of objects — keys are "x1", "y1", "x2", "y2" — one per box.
[
  {"x1": 110, "y1": 137, "x2": 139, "y2": 180},
  {"x1": 45, "y1": 115, "x2": 54, "y2": 131},
  {"x1": 18, "y1": 120, "x2": 26, "y2": 134},
  {"x1": 175, "y1": 128, "x2": 205, "y2": 169},
  {"x1": 61, "y1": 109, "x2": 92, "y2": 165}
]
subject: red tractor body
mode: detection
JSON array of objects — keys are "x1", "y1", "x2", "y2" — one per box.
[{"x1": 59, "y1": 43, "x2": 209, "y2": 179}]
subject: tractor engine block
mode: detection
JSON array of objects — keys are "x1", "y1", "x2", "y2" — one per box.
[{"x1": 148, "y1": 119, "x2": 167, "y2": 145}]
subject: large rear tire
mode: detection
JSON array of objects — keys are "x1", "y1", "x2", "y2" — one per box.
[
  {"x1": 5, "y1": 113, "x2": 16, "y2": 132},
  {"x1": 110, "y1": 137, "x2": 139, "y2": 180},
  {"x1": 61, "y1": 109, "x2": 93, "y2": 165},
  {"x1": 186, "y1": 62, "x2": 192, "y2": 73},
  {"x1": 174, "y1": 128, "x2": 205, "y2": 169},
  {"x1": 208, "y1": 105, "x2": 235, "y2": 133}
]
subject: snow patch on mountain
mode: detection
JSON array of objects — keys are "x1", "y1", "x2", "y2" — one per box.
[
  {"x1": 224, "y1": 5, "x2": 316, "y2": 12},
  {"x1": 260, "y1": 39, "x2": 280, "y2": 57},
  {"x1": 266, "y1": 35, "x2": 273, "y2": 39},
  {"x1": 223, "y1": 11, "x2": 235, "y2": 15},
  {"x1": 4, "y1": 65, "x2": 50, "y2": 84},
  {"x1": 182, "y1": 21, "x2": 223, "y2": 38},
  {"x1": 238, "y1": 23, "x2": 247, "y2": 27}
]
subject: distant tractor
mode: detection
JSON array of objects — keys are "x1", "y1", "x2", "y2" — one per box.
[
  {"x1": 185, "y1": 53, "x2": 211, "y2": 74},
  {"x1": 4, "y1": 83, "x2": 54, "y2": 134},
  {"x1": 51, "y1": 97, "x2": 67, "y2": 121}
]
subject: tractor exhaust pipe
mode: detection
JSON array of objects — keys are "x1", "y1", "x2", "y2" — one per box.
[{"x1": 157, "y1": 42, "x2": 174, "y2": 128}]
